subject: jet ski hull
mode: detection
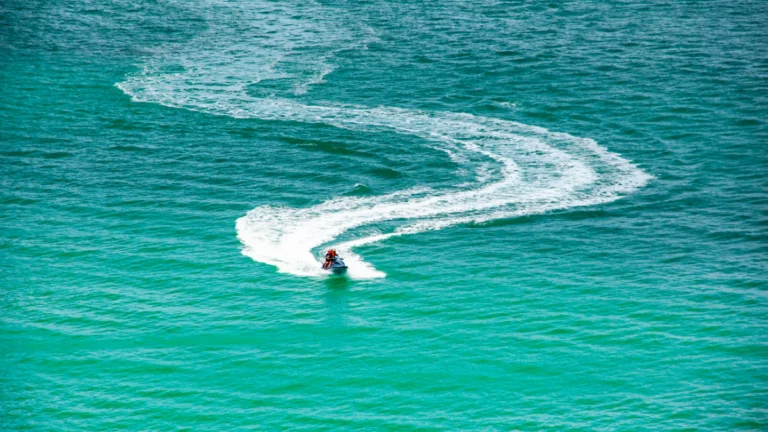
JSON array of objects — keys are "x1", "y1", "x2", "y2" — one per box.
[
  {"x1": 329, "y1": 266, "x2": 348, "y2": 275},
  {"x1": 323, "y1": 257, "x2": 348, "y2": 274}
]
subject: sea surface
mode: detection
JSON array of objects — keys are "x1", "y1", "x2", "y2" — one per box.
[{"x1": 1, "y1": 0, "x2": 767, "y2": 430}]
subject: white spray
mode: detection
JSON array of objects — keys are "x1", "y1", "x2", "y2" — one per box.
[{"x1": 117, "y1": 0, "x2": 651, "y2": 278}]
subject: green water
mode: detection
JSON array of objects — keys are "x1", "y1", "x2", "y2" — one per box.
[{"x1": 2, "y1": 1, "x2": 767, "y2": 430}]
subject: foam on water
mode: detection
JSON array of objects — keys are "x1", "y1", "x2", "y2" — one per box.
[{"x1": 117, "y1": 0, "x2": 651, "y2": 278}]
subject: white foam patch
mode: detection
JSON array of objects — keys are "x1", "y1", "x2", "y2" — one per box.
[{"x1": 117, "y1": 0, "x2": 651, "y2": 278}]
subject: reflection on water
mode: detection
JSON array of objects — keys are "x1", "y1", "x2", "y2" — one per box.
[
  {"x1": 325, "y1": 276, "x2": 350, "y2": 291},
  {"x1": 323, "y1": 277, "x2": 349, "y2": 327}
]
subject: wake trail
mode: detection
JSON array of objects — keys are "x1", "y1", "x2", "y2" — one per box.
[{"x1": 117, "y1": 0, "x2": 651, "y2": 278}]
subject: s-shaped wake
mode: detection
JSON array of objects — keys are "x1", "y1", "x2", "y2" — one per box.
[{"x1": 117, "y1": 0, "x2": 651, "y2": 278}]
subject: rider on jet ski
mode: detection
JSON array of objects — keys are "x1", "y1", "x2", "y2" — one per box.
[{"x1": 322, "y1": 249, "x2": 338, "y2": 269}]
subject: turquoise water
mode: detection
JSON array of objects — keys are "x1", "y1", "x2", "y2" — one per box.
[{"x1": 2, "y1": 0, "x2": 767, "y2": 429}]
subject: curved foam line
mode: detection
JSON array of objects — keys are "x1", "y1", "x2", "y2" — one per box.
[{"x1": 116, "y1": 0, "x2": 651, "y2": 278}]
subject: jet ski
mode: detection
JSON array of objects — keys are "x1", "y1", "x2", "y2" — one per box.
[{"x1": 323, "y1": 256, "x2": 348, "y2": 275}]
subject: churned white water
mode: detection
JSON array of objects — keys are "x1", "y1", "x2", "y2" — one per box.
[{"x1": 118, "y1": 0, "x2": 651, "y2": 278}]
